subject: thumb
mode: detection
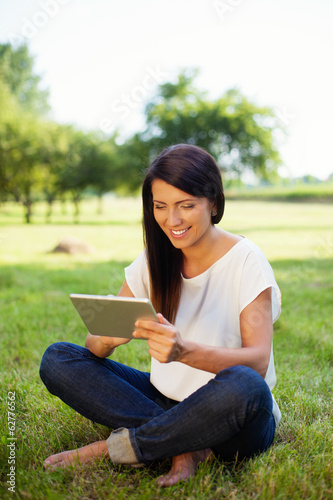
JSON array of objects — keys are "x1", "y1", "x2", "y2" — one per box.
[{"x1": 157, "y1": 313, "x2": 171, "y2": 325}]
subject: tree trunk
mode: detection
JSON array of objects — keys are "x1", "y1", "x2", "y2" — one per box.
[
  {"x1": 46, "y1": 200, "x2": 53, "y2": 222},
  {"x1": 24, "y1": 200, "x2": 33, "y2": 223},
  {"x1": 97, "y1": 193, "x2": 103, "y2": 215},
  {"x1": 72, "y1": 191, "x2": 81, "y2": 223},
  {"x1": 60, "y1": 195, "x2": 67, "y2": 215}
]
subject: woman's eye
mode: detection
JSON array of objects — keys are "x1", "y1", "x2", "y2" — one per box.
[
  {"x1": 154, "y1": 205, "x2": 165, "y2": 210},
  {"x1": 181, "y1": 205, "x2": 195, "y2": 209}
]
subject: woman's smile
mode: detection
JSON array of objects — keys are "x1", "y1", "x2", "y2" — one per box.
[{"x1": 170, "y1": 227, "x2": 191, "y2": 238}]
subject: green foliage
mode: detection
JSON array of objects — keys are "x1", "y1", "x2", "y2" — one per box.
[
  {"x1": 0, "y1": 43, "x2": 50, "y2": 116},
  {"x1": 226, "y1": 181, "x2": 333, "y2": 202},
  {"x1": 0, "y1": 43, "x2": 297, "y2": 223},
  {"x1": 0, "y1": 44, "x2": 127, "y2": 222},
  {"x1": 114, "y1": 133, "x2": 151, "y2": 194},
  {"x1": 144, "y1": 69, "x2": 283, "y2": 180},
  {"x1": 0, "y1": 82, "x2": 48, "y2": 221},
  {"x1": 0, "y1": 80, "x2": 19, "y2": 199}
]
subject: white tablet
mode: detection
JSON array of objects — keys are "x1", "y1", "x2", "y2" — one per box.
[{"x1": 70, "y1": 294, "x2": 158, "y2": 339}]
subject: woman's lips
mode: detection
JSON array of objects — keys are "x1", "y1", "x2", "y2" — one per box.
[{"x1": 169, "y1": 227, "x2": 190, "y2": 238}]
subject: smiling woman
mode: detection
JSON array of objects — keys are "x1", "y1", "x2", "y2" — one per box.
[
  {"x1": 151, "y1": 179, "x2": 242, "y2": 277},
  {"x1": 39, "y1": 144, "x2": 281, "y2": 487},
  {"x1": 142, "y1": 144, "x2": 225, "y2": 322},
  {"x1": 152, "y1": 181, "x2": 213, "y2": 241}
]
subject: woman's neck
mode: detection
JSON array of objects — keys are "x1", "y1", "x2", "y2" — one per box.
[
  {"x1": 181, "y1": 228, "x2": 242, "y2": 278},
  {"x1": 181, "y1": 226, "x2": 223, "y2": 277}
]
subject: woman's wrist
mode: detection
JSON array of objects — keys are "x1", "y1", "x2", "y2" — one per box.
[
  {"x1": 85, "y1": 334, "x2": 115, "y2": 358},
  {"x1": 178, "y1": 339, "x2": 196, "y2": 365}
]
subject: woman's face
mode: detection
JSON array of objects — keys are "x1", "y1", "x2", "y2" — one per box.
[{"x1": 151, "y1": 179, "x2": 215, "y2": 251}]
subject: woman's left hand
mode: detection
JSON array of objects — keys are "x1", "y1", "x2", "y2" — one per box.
[{"x1": 133, "y1": 313, "x2": 185, "y2": 363}]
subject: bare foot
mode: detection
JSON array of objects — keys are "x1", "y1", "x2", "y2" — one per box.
[
  {"x1": 156, "y1": 449, "x2": 213, "y2": 487},
  {"x1": 43, "y1": 440, "x2": 109, "y2": 470}
]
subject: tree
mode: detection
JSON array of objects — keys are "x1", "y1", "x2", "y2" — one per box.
[
  {"x1": 113, "y1": 133, "x2": 151, "y2": 194},
  {"x1": 142, "y1": 69, "x2": 283, "y2": 181},
  {"x1": 73, "y1": 133, "x2": 121, "y2": 214},
  {"x1": 0, "y1": 42, "x2": 51, "y2": 221},
  {"x1": 0, "y1": 79, "x2": 18, "y2": 202},
  {"x1": 40, "y1": 122, "x2": 73, "y2": 220},
  {"x1": 0, "y1": 78, "x2": 46, "y2": 220},
  {"x1": 0, "y1": 43, "x2": 50, "y2": 116},
  {"x1": 2, "y1": 116, "x2": 48, "y2": 222}
]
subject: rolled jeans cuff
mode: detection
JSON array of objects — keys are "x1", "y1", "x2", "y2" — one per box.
[{"x1": 106, "y1": 428, "x2": 144, "y2": 467}]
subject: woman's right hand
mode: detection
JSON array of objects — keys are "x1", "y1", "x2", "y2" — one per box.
[{"x1": 85, "y1": 333, "x2": 131, "y2": 358}]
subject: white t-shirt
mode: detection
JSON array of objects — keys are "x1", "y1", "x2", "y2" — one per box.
[{"x1": 125, "y1": 237, "x2": 282, "y2": 425}]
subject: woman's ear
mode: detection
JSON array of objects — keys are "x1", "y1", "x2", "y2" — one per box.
[{"x1": 211, "y1": 197, "x2": 217, "y2": 217}]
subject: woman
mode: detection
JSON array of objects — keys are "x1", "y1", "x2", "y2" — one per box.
[{"x1": 40, "y1": 144, "x2": 281, "y2": 487}]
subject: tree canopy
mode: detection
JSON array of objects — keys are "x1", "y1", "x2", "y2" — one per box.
[
  {"x1": 0, "y1": 43, "x2": 50, "y2": 116},
  {"x1": 0, "y1": 43, "x2": 286, "y2": 222},
  {"x1": 143, "y1": 69, "x2": 283, "y2": 180}
]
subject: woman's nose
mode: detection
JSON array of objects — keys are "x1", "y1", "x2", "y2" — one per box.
[{"x1": 167, "y1": 209, "x2": 182, "y2": 226}]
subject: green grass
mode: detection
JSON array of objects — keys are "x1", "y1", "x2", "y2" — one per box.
[{"x1": 1, "y1": 198, "x2": 333, "y2": 499}]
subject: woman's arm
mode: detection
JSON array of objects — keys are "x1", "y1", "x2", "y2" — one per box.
[
  {"x1": 179, "y1": 288, "x2": 272, "y2": 378},
  {"x1": 133, "y1": 288, "x2": 273, "y2": 379},
  {"x1": 85, "y1": 280, "x2": 135, "y2": 358}
]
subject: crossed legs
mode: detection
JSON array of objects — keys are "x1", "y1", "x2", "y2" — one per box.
[{"x1": 40, "y1": 342, "x2": 275, "y2": 485}]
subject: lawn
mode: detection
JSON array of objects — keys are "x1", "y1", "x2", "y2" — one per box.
[{"x1": 0, "y1": 198, "x2": 333, "y2": 499}]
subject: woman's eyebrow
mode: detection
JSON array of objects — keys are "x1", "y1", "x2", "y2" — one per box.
[{"x1": 153, "y1": 198, "x2": 195, "y2": 205}]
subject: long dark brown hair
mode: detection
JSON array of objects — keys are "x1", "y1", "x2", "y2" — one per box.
[{"x1": 142, "y1": 144, "x2": 225, "y2": 323}]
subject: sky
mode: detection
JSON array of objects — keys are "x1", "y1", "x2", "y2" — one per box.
[{"x1": 1, "y1": 0, "x2": 332, "y2": 180}]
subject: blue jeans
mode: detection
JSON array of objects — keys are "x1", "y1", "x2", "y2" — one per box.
[{"x1": 39, "y1": 342, "x2": 276, "y2": 465}]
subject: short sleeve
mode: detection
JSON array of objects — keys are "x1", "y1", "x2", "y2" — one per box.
[
  {"x1": 124, "y1": 250, "x2": 150, "y2": 299},
  {"x1": 238, "y1": 245, "x2": 281, "y2": 324}
]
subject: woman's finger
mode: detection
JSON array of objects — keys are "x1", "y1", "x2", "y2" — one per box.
[
  {"x1": 132, "y1": 328, "x2": 150, "y2": 339},
  {"x1": 134, "y1": 320, "x2": 173, "y2": 337}
]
